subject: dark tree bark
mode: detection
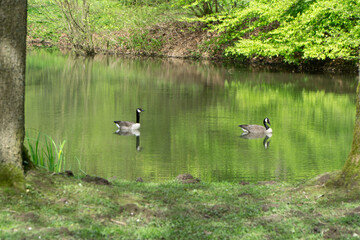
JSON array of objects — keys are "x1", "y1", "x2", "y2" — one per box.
[
  {"x1": 0, "y1": 0, "x2": 27, "y2": 189},
  {"x1": 337, "y1": 68, "x2": 360, "y2": 188}
]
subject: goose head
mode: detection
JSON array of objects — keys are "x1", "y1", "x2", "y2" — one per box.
[
  {"x1": 263, "y1": 117, "x2": 271, "y2": 130},
  {"x1": 136, "y1": 108, "x2": 145, "y2": 113}
]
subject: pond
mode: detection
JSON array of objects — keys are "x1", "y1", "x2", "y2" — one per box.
[{"x1": 25, "y1": 51, "x2": 357, "y2": 183}]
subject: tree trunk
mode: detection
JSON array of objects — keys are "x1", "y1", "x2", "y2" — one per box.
[
  {"x1": 337, "y1": 67, "x2": 360, "y2": 188},
  {"x1": 0, "y1": 0, "x2": 27, "y2": 189}
]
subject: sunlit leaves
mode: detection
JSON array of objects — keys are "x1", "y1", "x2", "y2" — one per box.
[{"x1": 196, "y1": 0, "x2": 360, "y2": 63}]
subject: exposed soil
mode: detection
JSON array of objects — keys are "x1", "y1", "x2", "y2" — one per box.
[
  {"x1": 176, "y1": 173, "x2": 201, "y2": 184},
  {"x1": 28, "y1": 21, "x2": 222, "y2": 58},
  {"x1": 26, "y1": 170, "x2": 55, "y2": 190},
  {"x1": 323, "y1": 226, "x2": 356, "y2": 239},
  {"x1": 136, "y1": 177, "x2": 144, "y2": 182},
  {"x1": 14, "y1": 212, "x2": 40, "y2": 223},
  {"x1": 145, "y1": 21, "x2": 223, "y2": 59},
  {"x1": 239, "y1": 181, "x2": 250, "y2": 185},
  {"x1": 261, "y1": 203, "x2": 280, "y2": 212},
  {"x1": 82, "y1": 175, "x2": 112, "y2": 185},
  {"x1": 315, "y1": 172, "x2": 333, "y2": 185},
  {"x1": 257, "y1": 180, "x2": 278, "y2": 185}
]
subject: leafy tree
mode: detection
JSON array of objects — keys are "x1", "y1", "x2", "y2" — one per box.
[{"x1": 198, "y1": 0, "x2": 360, "y2": 63}]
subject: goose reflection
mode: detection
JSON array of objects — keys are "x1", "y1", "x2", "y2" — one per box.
[
  {"x1": 240, "y1": 132, "x2": 272, "y2": 149},
  {"x1": 115, "y1": 129, "x2": 142, "y2": 151}
]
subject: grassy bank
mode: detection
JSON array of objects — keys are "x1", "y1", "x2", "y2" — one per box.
[
  {"x1": 27, "y1": 0, "x2": 203, "y2": 57},
  {"x1": 27, "y1": 0, "x2": 360, "y2": 72},
  {"x1": 1, "y1": 170, "x2": 360, "y2": 239}
]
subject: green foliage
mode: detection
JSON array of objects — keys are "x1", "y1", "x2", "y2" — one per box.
[
  {"x1": 175, "y1": 0, "x2": 247, "y2": 16},
  {"x1": 197, "y1": 0, "x2": 360, "y2": 63},
  {"x1": 25, "y1": 131, "x2": 66, "y2": 173},
  {"x1": 27, "y1": 0, "x2": 95, "y2": 55},
  {"x1": 120, "y1": 0, "x2": 172, "y2": 6},
  {"x1": 28, "y1": 0, "x2": 186, "y2": 54},
  {"x1": 54, "y1": 0, "x2": 95, "y2": 56},
  {"x1": 27, "y1": 1, "x2": 63, "y2": 42},
  {"x1": 28, "y1": 0, "x2": 360, "y2": 61},
  {"x1": 126, "y1": 30, "x2": 164, "y2": 54}
]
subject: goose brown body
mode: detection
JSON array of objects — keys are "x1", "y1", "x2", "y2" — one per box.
[
  {"x1": 239, "y1": 124, "x2": 267, "y2": 133},
  {"x1": 114, "y1": 121, "x2": 137, "y2": 128}
]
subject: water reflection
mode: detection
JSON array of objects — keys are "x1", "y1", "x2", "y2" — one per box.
[
  {"x1": 115, "y1": 129, "x2": 140, "y2": 136},
  {"x1": 263, "y1": 135, "x2": 271, "y2": 149},
  {"x1": 25, "y1": 51, "x2": 357, "y2": 182},
  {"x1": 240, "y1": 133, "x2": 272, "y2": 149},
  {"x1": 136, "y1": 135, "x2": 141, "y2": 152},
  {"x1": 115, "y1": 129, "x2": 142, "y2": 151}
]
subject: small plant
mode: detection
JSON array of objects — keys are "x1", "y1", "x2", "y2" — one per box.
[
  {"x1": 126, "y1": 30, "x2": 164, "y2": 54},
  {"x1": 26, "y1": 131, "x2": 66, "y2": 173},
  {"x1": 175, "y1": 0, "x2": 242, "y2": 17},
  {"x1": 54, "y1": 0, "x2": 95, "y2": 56}
]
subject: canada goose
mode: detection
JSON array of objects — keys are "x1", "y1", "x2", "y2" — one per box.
[
  {"x1": 239, "y1": 117, "x2": 272, "y2": 134},
  {"x1": 114, "y1": 108, "x2": 144, "y2": 130}
]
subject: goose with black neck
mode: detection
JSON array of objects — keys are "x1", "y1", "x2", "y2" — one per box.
[
  {"x1": 114, "y1": 108, "x2": 145, "y2": 130},
  {"x1": 239, "y1": 117, "x2": 272, "y2": 135}
]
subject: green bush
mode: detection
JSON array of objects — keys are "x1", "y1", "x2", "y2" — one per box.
[{"x1": 198, "y1": 0, "x2": 360, "y2": 63}]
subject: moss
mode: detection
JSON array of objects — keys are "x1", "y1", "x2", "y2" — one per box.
[
  {"x1": 0, "y1": 163, "x2": 25, "y2": 191},
  {"x1": 331, "y1": 81, "x2": 360, "y2": 188}
]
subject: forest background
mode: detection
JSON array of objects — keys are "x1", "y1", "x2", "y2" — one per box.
[
  {"x1": 2, "y1": 1, "x2": 360, "y2": 239},
  {"x1": 28, "y1": 0, "x2": 360, "y2": 71}
]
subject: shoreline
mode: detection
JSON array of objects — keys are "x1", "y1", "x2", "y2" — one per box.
[
  {"x1": 27, "y1": 41, "x2": 359, "y2": 74},
  {"x1": 27, "y1": 21, "x2": 359, "y2": 75}
]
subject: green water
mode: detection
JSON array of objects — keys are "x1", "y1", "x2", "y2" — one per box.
[{"x1": 25, "y1": 51, "x2": 357, "y2": 182}]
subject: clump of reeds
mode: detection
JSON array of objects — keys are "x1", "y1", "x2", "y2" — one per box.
[{"x1": 25, "y1": 131, "x2": 66, "y2": 173}]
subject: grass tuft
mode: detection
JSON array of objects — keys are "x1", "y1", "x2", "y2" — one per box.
[{"x1": 25, "y1": 131, "x2": 66, "y2": 173}]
